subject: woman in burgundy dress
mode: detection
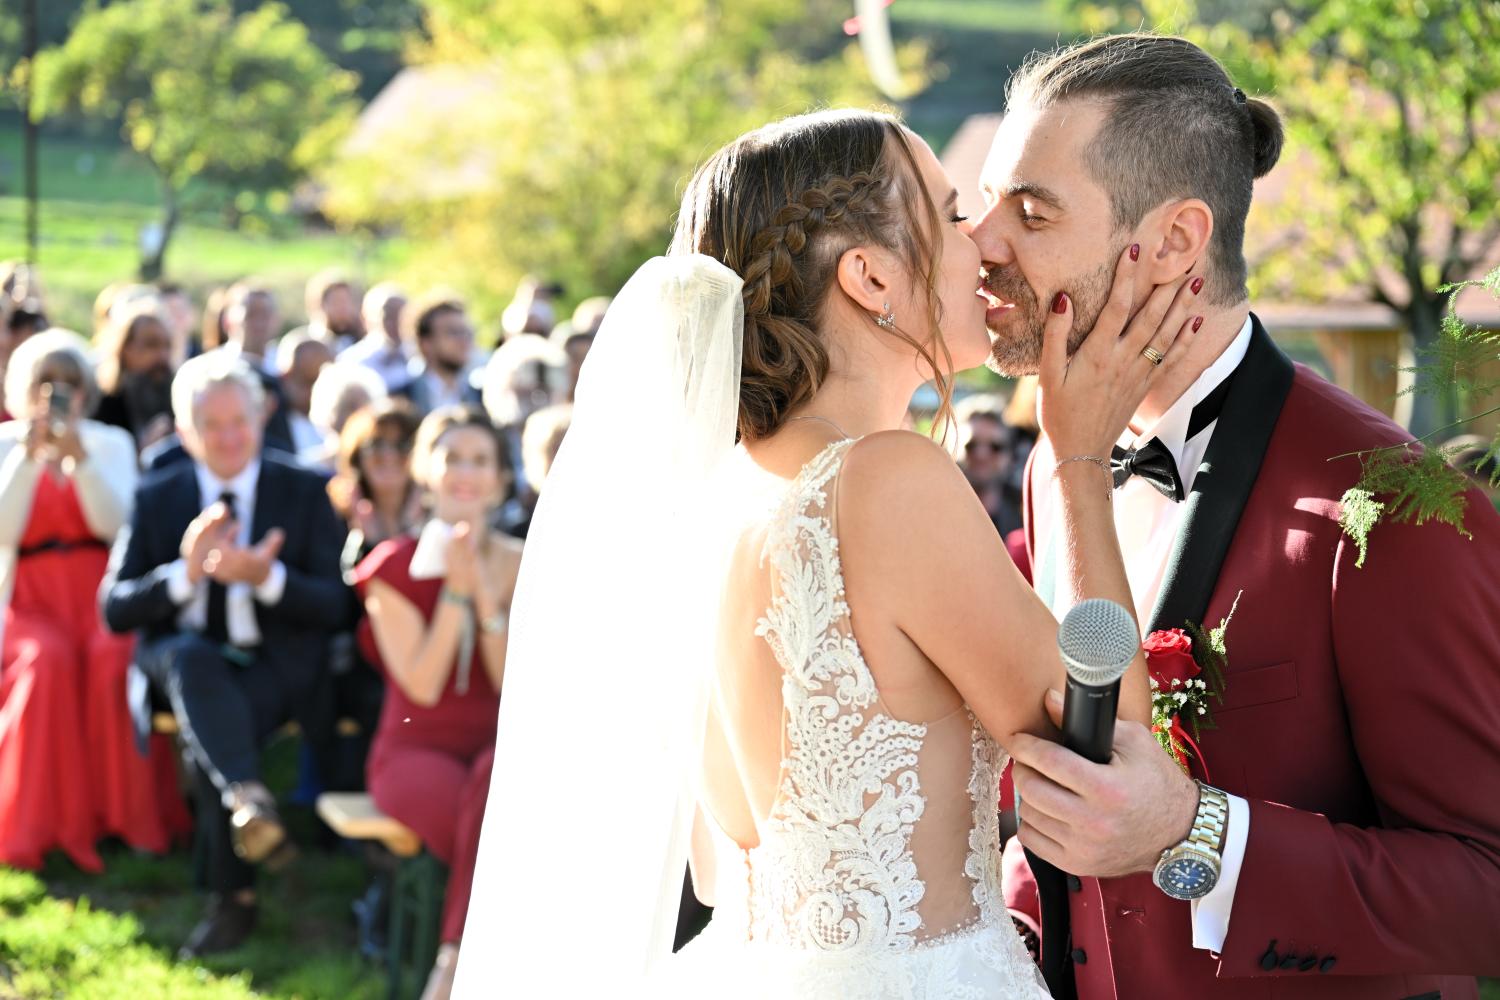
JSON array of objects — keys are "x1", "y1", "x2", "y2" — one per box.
[
  {"x1": 0, "y1": 331, "x2": 187, "y2": 871},
  {"x1": 351, "y1": 405, "x2": 521, "y2": 1000}
]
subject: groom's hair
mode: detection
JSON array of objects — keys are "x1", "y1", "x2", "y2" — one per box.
[{"x1": 1008, "y1": 33, "x2": 1284, "y2": 305}]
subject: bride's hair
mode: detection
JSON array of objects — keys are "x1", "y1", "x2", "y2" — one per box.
[{"x1": 671, "y1": 109, "x2": 955, "y2": 444}]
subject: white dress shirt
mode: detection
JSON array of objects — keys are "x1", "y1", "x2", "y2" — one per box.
[
  {"x1": 1035, "y1": 315, "x2": 1254, "y2": 955},
  {"x1": 164, "y1": 459, "x2": 287, "y2": 647}
]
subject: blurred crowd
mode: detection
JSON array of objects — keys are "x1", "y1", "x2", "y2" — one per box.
[
  {"x1": 3, "y1": 259, "x2": 1493, "y2": 1000},
  {"x1": 0, "y1": 261, "x2": 599, "y2": 1000}
]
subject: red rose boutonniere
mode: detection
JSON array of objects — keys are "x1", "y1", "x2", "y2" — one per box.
[{"x1": 1144, "y1": 593, "x2": 1241, "y2": 778}]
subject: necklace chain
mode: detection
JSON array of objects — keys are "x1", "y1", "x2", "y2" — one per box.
[{"x1": 787, "y1": 414, "x2": 853, "y2": 440}]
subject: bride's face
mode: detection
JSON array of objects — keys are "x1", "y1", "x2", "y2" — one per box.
[{"x1": 895, "y1": 134, "x2": 991, "y2": 373}]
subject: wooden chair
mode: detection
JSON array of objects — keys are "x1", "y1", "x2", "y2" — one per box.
[{"x1": 317, "y1": 792, "x2": 444, "y2": 1000}]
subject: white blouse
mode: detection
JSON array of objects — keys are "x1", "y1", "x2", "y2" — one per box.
[{"x1": 0, "y1": 419, "x2": 138, "y2": 648}]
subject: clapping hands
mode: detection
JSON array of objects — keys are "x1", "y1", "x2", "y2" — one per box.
[{"x1": 180, "y1": 500, "x2": 285, "y2": 587}]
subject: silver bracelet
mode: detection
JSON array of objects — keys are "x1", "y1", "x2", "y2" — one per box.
[{"x1": 1052, "y1": 455, "x2": 1114, "y2": 501}]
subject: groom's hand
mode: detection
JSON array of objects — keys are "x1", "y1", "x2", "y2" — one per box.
[{"x1": 1009, "y1": 689, "x2": 1200, "y2": 879}]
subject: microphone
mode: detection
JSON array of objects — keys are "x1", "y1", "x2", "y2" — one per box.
[{"x1": 1057, "y1": 598, "x2": 1140, "y2": 765}]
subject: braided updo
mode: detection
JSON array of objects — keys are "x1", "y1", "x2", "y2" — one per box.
[{"x1": 671, "y1": 109, "x2": 953, "y2": 443}]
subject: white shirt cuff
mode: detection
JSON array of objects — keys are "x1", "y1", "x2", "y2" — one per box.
[
  {"x1": 1190, "y1": 792, "x2": 1249, "y2": 953},
  {"x1": 165, "y1": 559, "x2": 197, "y2": 605},
  {"x1": 254, "y1": 560, "x2": 287, "y2": 605}
]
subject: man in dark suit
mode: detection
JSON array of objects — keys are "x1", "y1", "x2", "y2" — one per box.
[
  {"x1": 102, "y1": 351, "x2": 350, "y2": 957},
  {"x1": 392, "y1": 293, "x2": 482, "y2": 415},
  {"x1": 971, "y1": 32, "x2": 1500, "y2": 1000}
]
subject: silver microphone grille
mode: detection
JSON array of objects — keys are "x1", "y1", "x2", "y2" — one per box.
[{"x1": 1057, "y1": 598, "x2": 1140, "y2": 688}]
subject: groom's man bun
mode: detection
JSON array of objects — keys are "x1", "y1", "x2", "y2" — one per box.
[{"x1": 1008, "y1": 32, "x2": 1284, "y2": 304}]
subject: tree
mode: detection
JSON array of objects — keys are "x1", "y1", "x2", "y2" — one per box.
[
  {"x1": 321, "y1": 0, "x2": 924, "y2": 320},
  {"x1": 29, "y1": 0, "x2": 360, "y2": 280},
  {"x1": 1063, "y1": 0, "x2": 1500, "y2": 436}
]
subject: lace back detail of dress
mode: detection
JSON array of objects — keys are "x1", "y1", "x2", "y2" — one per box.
[{"x1": 748, "y1": 440, "x2": 1009, "y2": 956}]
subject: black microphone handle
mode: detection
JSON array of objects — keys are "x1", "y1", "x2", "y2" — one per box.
[{"x1": 1060, "y1": 672, "x2": 1121, "y2": 766}]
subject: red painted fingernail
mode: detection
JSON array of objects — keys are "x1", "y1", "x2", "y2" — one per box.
[
  {"x1": 1192, "y1": 315, "x2": 1204, "y2": 332},
  {"x1": 1190, "y1": 276, "x2": 1204, "y2": 295},
  {"x1": 1129, "y1": 243, "x2": 1140, "y2": 261},
  {"x1": 1052, "y1": 292, "x2": 1068, "y2": 314}
]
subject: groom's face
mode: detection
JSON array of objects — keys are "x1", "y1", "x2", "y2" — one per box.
[{"x1": 971, "y1": 100, "x2": 1129, "y2": 376}]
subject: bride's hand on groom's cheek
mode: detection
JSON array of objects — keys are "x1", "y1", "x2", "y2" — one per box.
[
  {"x1": 1008, "y1": 689, "x2": 1200, "y2": 879},
  {"x1": 1037, "y1": 244, "x2": 1205, "y2": 462}
]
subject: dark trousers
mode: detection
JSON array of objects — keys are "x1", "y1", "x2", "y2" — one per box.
[{"x1": 138, "y1": 633, "x2": 307, "y2": 893}]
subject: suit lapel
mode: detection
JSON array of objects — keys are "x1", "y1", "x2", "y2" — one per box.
[
  {"x1": 252, "y1": 459, "x2": 276, "y2": 545},
  {"x1": 1146, "y1": 315, "x2": 1294, "y2": 634}
]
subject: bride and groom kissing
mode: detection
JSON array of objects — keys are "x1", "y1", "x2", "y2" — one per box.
[{"x1": 452, "y1": 31, "x2": 1500, "y2": 999}]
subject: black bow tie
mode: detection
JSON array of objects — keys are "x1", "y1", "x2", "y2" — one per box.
[
  {"x1": 1110, "y1": 367, "x2": 1238, "y2": 503},
  {"x1": 1112, "y1": 439, "x2": 1184, "y2": 501}
]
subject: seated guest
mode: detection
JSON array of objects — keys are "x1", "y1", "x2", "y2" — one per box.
[
  {"x1": 287, "y1": 269, "x2": 364, "y2": 356},
  {"x1": 548, "y1": 295, "x2": 608, "y2": 403},
  {"x1": 273, "y1": 330, "x2": 335, "y2": 458},
  {"x1": 93, "y1": 302, "x2": 177, "y2": 453},
  {"x1": 480, "y1": 333, "x2": 567, "y2": 505},
  {"x1": 0, "y1": 331, "x2": 181, "y2": 870},
  {"x1": 219, "y1": 282, "x2": 295, "y2": 452},
  {"x1": 102, "y1": 351, "x2": 349, "y2": 957},
  {"x1": 339, "y1": 283, "x2": 411, "y2": 392},
  {"x1": 302, "y1": 362, "x2": 387, "y2": 472},
  {"x1": 143, "y1": 283, "x2": 297, "y2": 471},
  {"x1": 329, "y1": 399, "x2": 423, "y2": 569},
  {"x1": 351, "y1": 406, "x2": 521, "y2": 1000},
  {"x1": 955, "y1": 394, "x2": 1024, "y2": 538},
  {"x1": 321, "y1": 399, "x2": 422, "y2": 790},
  {"x1": 394, "y1": 294, "x2": 480, "y2": 416}
]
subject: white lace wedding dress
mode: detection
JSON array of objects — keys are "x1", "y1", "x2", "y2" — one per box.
[{"x1": 661, "y1": 439, "x2": 1052, "y2": 999}]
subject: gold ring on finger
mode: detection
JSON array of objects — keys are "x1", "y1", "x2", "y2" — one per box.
[{"x1": 1141, "y1": 346, "x2": 1165, "y2": 367}]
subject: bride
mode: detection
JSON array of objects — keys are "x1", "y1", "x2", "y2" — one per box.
[{"x1": 453, "y1": 108, "x2": 1201, "y2": 998}]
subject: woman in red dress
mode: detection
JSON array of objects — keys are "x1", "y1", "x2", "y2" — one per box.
[
  {"x1": 352, "y1": 405, "x2": 521, "y2": 1000},
  {"x1": 0, "y1": 330, "x2": 186, "y2": 871}
]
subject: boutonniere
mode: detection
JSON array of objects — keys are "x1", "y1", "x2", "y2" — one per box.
[{"x1": 1143, "y1": 592, "x2": 1240, "y2": 778}]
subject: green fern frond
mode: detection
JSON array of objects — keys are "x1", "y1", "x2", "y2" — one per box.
[{"x1": 1338, "y1": 487, "x2": 1386, "y2": 568}]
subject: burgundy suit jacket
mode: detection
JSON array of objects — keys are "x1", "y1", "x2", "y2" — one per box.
[{"x1": 1008, "y1": 318, "x2": 1500, "y2": 999}]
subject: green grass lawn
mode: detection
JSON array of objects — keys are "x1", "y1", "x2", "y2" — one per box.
[
  {"x1": 0, "y1": 123, "x2": 409, "y2": 334},
  {"x1": 0, "y1": 738, "x2": 385, "y2": 1000}
]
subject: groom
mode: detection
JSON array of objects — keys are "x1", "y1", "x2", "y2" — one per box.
[{"x1": 971, "y1": 33, "x2": 1500, "y2": 1000}]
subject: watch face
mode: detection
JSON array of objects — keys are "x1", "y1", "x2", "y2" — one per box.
[{"x1": 1155, "y1": 852, "x2": 1219, "y2": 900}]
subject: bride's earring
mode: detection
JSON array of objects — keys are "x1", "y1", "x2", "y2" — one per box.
[{"x1": 874, "y1": 302, "x2": 896, "y2": 330}]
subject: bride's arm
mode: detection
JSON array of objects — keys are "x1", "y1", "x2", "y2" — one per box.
[{"x1": 839, "y1": 254, "x2": 1199, "y2": 747}]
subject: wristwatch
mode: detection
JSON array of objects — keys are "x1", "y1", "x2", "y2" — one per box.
[
  {"x1": 1152, "y1": 781, "x2": 1229, "y2": 900},
  {"x1": 479, "y1": 610, "x2": 509, "y2": 635}
]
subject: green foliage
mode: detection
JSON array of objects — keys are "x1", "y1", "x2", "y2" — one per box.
[
  {"x1": 324, "y1": 0, "x2": 924, "y2": 314},
  {"x1": 1336, "y1": 265, "x2": 1500, "y2": 563},
  {"x1": 1184, "y1": 592, "x2": 1237, "y2": 740},
  {"x1": 28, "y1": 0, "x2": 360, "y2": 277},
  {"x1": 1337, "y1": 487, "x2": 1386, "y2": 568}
]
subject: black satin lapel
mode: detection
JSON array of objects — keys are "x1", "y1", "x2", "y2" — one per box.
[{"x1": 1146, "y1": 315, "x2": 1294, "y2": 634}]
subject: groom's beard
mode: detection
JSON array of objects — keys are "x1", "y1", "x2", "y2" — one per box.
[{"x1": 984, "y1": 257, "x2": 1115, "y2": 377}]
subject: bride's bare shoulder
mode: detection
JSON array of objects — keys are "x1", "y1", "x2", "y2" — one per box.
[
  {"x1": 841, "y1": 429, "x2": 967, "y2": 485},
  {"x1": 838, "y1": 430, "x2": 981, "y2": 531}
]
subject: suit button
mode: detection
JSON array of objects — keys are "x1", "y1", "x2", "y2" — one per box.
[
  {"x1": 1066, "y1": 875, "x2": 1082, "y2": 892},
  {"x1": 1071, "y1": 948, "x2": 1088, "y2": 965},
  {"x1": 1298, "y1": 956, "x2": 1318, "y2": 972},
  {"x1": 1259, "y1": 941, "x2": 1279, "y2": 971},
  {"x1": 1319, "y1": 957, "x2": 1337, "y2": 974},
  {"x1": 1279, "y1": 955, "x2": 1299, "y2": 970}
]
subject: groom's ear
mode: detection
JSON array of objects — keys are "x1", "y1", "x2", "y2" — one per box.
[
  {"x1": 1146, "y1": 198, "x2": 1213, "y2": 280},
  {"x1": 834, "y1": 245, "x2": 893, "y2": 314}
]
